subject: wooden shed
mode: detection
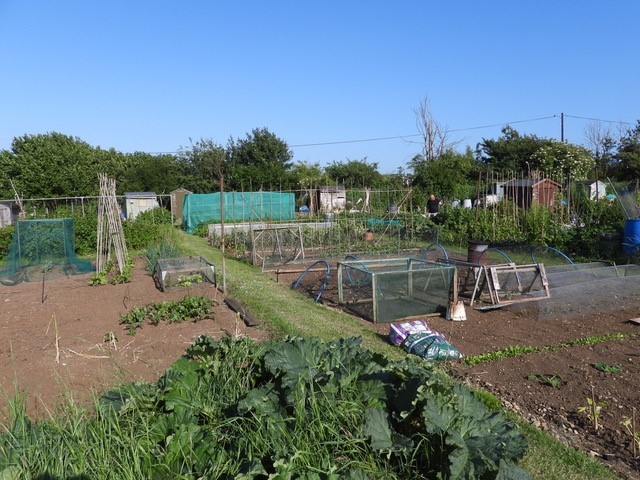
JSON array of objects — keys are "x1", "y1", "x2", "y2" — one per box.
[{"x1": 503, "y1": 178, "x2": 561, "y2": 209}]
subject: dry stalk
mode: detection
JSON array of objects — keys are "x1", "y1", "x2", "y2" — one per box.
[
  {"x1": 120, "y1": 339, "x2": 136, "y2": 352},
  {"x1": 54, "y1": 315, "x2": 60, "y2": 364},
  {"x1": 634, "y1": 407, "x2": 638, "y2": 459},
  {"x1": 66, "y1": 348, "x2": 110, "y2": 359}
]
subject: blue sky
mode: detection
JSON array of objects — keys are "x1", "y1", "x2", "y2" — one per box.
[{"x1": 1, "y1": 1, "x2": 637, "y2": 173}]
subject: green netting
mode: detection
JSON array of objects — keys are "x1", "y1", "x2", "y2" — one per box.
[
  {"x1": 337, "y1": 257, "x2": 455, "y2": 323},
  {"x1": 0, "y1": 219, "x2": 93, "y2": 285},
  {"x1": 182, "y1": 192, "x2": 296, "y2": 233}
]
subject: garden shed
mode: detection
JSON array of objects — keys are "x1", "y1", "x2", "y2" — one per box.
[
  {"x1": 0, "y1": 202, "x2": 13, "y2": 227},
  {"x1": 503, "y1": 178, "x2": 561, "y2": 209},
  {"x1": 318, "y1": 186, "x2": 346, "y2": 213},
  {"x1": 124, "y1": 192, "x2": 159, "y2": 220},
  {"x1": 574, "y1": 180, "x2": 606, "y2": 200}
]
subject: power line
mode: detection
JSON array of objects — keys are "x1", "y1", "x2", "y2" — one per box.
[
  {"x1": 290, "y1": 115, "x2": 558, "y2": 148},
  {"x1": 563, "y1": 114, "x2": 632, "y2": 126},
  {"x1": 121, "y1": 113, "x2": 633, "y2": 154},
  {"x1": 289, "y1": 134, "x2": 419, "y2": 147},
  {"x1": 449, "y1": 115, "x2": 557, "y2": 133}
]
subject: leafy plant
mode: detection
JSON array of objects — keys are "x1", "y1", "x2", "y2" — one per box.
[
  {"x1": 110, "y1": 256, "x2": 134, "y2": 284},
  {"x1": 103, "y1": 331, "x2": 118, "y2": 343},
  {"x1": 621, "y1": 407, "x2": 639, "y2": 459},
  {"x1": 465, "y1": 332, "x2": 629, "y2": 366},
  {"x1": 175, "y1": 274, "x2": 203, "y2": 287},
  {"x1": 527, "y1": 373, "x2": 563, "y2": 388},
  {"x1": 577, "y1": 387, "x2": 606, "y2": 432},
  {"x1": 191, "y1": 221, "x2": 209, "y2": 238},
  {"x1": 89, "y1": 256, "x2": 135, "y2": 285},
  {"x1": 88, "y1": 270, "x2": 107, "y2": 286},
  {"x1": 119, "y1": 295, "x2": 215, "y2": 335},
  {"x1": 593, "y1": 362, "x2": 623, "y2": 374},
  {"x1": 119, "y1": 306, "x2": 147, "y2": 336}
]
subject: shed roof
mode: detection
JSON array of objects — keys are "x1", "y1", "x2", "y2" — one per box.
[{"x1": 124, "y1": 192, "x2": 157, "y2": 198}]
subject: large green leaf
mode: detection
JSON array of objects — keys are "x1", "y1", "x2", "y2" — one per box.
[{"x1": 363, "y1": 408, "x2": 413, "y2": 453}]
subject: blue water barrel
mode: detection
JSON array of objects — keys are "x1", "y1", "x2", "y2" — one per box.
[{"x1": 623, "y1": 219, "x2": 640, "y2": 254}]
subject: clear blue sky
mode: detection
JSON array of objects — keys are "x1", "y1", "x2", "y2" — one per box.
[{"x1": 1, "y1": 1, "x2": 637, "y2": 173}]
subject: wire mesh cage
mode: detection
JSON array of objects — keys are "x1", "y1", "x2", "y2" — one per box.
[
  {"x1": 153, "y1": 256, "x2": 216, "y2": 292},
  {"x1": 0, "y1": 219, "x2": 93, "y2": 285},
  {"x1": 510, "y1": 263, "x2": 640, "y2": 320},
  {"x1": 337, "y1": 257, "x2": 455, "y2": 323}
]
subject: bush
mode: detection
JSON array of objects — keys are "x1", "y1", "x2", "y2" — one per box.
[
  {"x1": 73, "y1": 214, "x2": 98, "y2": 256},
  {"x1": 123, "y1": 208, "x2": 174, "y2": 251},
  {"x1": 0, "y1": 225, "x2": 15, "y2": 259},
  {"x1": 192, "y1": 221, "x2": 209, "y2": 238}
]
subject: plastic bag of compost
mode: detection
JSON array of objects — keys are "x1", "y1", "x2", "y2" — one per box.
[{"x1": 403, "y1": 332, "x2": 463, "y2": 361}]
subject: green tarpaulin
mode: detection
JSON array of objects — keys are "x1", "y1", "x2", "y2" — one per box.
[{"x1": 182, "y1": 192, "x2": 296, "y2": 233}]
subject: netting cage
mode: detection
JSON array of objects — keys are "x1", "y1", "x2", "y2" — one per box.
[
  {"x1": 509, "y1": 262, "x2": 640, "y2": 320},
  {"x1": 337, "y1": 257, "x2": 455, "y2": 323},
  {"x1": 0, "y1": 218, "x2": 93, "y2": 285},
  {"x1": 153, "y1": 256, "x2": 216, "y2": 292}
]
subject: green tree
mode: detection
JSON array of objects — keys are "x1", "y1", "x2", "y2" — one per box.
[
  {"x1": 0, "y1": 150, "x2": 15, "y2": 199},
  {"x1": 290, "y1": 161, "x2": 326, "y2": 189},
  {"x1": 324, "y1": 158, "x2": 382, "y2": 188},
  {"x1": 411, "y1": 148, "x2": 478, "y2": 200},
  {"x1": 0, "y1": 132, "x2": 127, "y2": 199},
  {"x1": 121, "y1": 152, "x2": 182, "y2": 194},
  {"x1": 476, "y1": 126, "x2": 553, "y2": 173},
  {"x1": 178, "y1": 138, "x2": 226, "y2": 193},
  {"x1": 611, "y1": 120, "x2": 640, "y2": 180},
  {"x1": 530, "y1": 141, "x2": 595, "y2": 180},
  {"x1": 225, "y1": 128, "x2": 294, "y2": 190}
]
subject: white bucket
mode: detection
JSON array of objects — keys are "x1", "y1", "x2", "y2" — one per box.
[{"x1": 462, "y1": 199, "x2": 472, "y2": 209}]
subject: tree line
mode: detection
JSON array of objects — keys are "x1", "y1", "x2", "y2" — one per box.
[{"x1": 1, "y1": 120, "x2": 639, "y2": 202}]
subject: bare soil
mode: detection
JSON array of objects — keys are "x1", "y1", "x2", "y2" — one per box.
[{"x1": 0, "y1": 258, "x2": 268, "y2": 418}]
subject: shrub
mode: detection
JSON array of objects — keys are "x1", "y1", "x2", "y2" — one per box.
[
  {"x1": 192, "y1": 221, "x2": 209, "y2": 238},
  {"x1": 0, "y1": 225, "x2": 15, "y2": 259},
  {"x1": 123, "y1": 208, "x2": 174, "y2": 250}
]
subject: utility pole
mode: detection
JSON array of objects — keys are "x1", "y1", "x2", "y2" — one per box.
[{"x1": 560, "y1": 112, "x2": 565, "y2": 143}]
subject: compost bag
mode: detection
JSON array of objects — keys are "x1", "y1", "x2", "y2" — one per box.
[{"x1": 403, "y1": 332, "x2": 463, "y2": 361}]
